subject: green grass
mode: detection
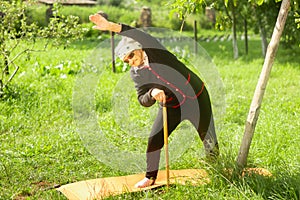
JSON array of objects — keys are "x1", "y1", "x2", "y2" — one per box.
[{"x1": 0, "y1": 36, "x2": 299, "y2": 199}]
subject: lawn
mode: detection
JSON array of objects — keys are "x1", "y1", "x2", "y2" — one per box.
[{"x1": 0, "y1": 35, "x2": 299, "y2": 199}]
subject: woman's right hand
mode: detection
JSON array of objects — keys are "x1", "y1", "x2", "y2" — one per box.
[{"x1": 151, "y1": 88, "x2": 166, "y2": 103}]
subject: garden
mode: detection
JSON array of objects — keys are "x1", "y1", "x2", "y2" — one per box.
[{"x1": 0, "y1": 0, "x2": 299, "y2": 199}]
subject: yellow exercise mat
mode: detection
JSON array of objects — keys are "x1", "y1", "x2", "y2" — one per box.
[{"x1": 57, "y1": 169, "x2": 209, "y2": 200}]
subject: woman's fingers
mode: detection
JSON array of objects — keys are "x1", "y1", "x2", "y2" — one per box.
[
  {"x1": 89, "y1": 14, "x2": 108, "y2": 30},
  {"x1": 89, "y1": 14, "x2": 99, "y2": 23},
  {"x1": 151, "y1": 88, "x2": 165, "y2": 102}
]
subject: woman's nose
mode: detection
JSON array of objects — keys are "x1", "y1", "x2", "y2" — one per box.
[{"x1": 128, "y1": 59, "x2": 134, "y2": 66}]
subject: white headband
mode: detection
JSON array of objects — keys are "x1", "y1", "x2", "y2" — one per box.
[{"x1": 115, "y1": 37, "x2": 142, "y2": 60}]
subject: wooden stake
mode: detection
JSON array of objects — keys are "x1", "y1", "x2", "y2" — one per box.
[
  {"x1": 236, "y1": 0, "x2": 291, "y2": 168},
  {"x1": 194, "y1": 20, "x2": 198, "y2": 54},
  {"x1": 110, "y1": 31, "x2": 116, "y2": 73},
  {"x1": 163, "y1": 99, "x2": 170, "y2": 189}
]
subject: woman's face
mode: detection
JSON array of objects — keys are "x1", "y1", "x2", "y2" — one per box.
[{"x1": 123, "y1": 49, "x2": 144, "y2": 67}]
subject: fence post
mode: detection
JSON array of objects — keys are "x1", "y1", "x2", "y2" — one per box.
[
  {"x1": 194, "y1": 20, "x2": 198, "y2": 54},
  {"x1": 111, "y1": 32, "x2": 115, "y2": 73}
]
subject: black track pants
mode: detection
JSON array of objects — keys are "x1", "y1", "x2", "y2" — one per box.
[{"x1": 145, "y1": 87, "x2": 219, "y2": 179}]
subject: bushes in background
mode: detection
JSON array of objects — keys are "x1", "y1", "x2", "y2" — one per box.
[
  {"x1": 25, "y1": 3, "x2": 213, "y2": 37},
  {"x1": 26, "y1": 4, "x2": 141, "y2": 27},
  {"x1": 26, "y1": 4, "x2": 48, "y2": 27}
]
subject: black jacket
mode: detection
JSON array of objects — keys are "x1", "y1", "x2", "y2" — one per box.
[{"x1": 119, "y1": 24, "x2": 204, "y2": 108}]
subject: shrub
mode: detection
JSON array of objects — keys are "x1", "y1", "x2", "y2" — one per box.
[
  {"x1": 198, "y1": 14, "x2": 214, "y2": 29},
  {"x1": 50, "y1": 5, "x2": 139, "y2": 25},
  {"x1": 25, "y1": 3, "x2": 209, "y2": 33},
  {"x1": 169, "y1": 15, "x2": 193, "y2": 31},
  {"x1": 26, "y1": 4, "x2": 48, "y2": 27},
  {"x1": 97, "y1": 0, "x2": 122, "y2": 7},
  {"x1": 0, "y1": 1, "x2": 85, "y2": 95}
]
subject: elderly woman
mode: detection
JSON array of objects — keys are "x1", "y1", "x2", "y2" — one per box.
[{"x1": 89, "y1": 14, "x2": 219, "y2": 188}]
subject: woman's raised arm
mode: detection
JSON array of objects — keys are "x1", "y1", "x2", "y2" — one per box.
[{"x1": 89, "y1": 14, "x2": 121, "y2": 33}]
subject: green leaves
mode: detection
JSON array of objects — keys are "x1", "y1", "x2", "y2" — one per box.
[
  {"x1": 247, "y1": 0, "x2": 277, "y2": 6},
  {"x1": 38, "y1": 3, "x2": 87, "y2": 47},
  {"x1": 295, "y1": 12, "x2": 300, "y2": 29},
  {"x1": 168, "y1": 0, "x2": 204, "y2": 20},
  {"x1": 0, "y1": 0, "x2": 87, "y2": 94}
]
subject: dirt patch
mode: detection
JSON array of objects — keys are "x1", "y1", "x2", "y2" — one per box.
[
  {"x1": 32, "y1": 181, "x2": 60, "y2": 190},
  {"x1": 242, "y1": 167, "x2": 272, "y2": 177},
  {"x1": 13, "y1": 181, "x2": 60, "y2": 200}
]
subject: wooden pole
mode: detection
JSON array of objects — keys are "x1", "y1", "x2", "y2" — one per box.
[
  {"x1": 236, "y1": 0, "x2": 291, "y2": 168},
  {"x1": 194, "y1": 20, "x2": 198, "y2": 54},
  {"x1": 111, "y1": 31, "x2": 116, "y2": 73},
  {"x1": 97, "y1": 11, "x2": 115, "y2": 73},
  {"x1": 163, "y1": 99, "x2": 170, "y2": 189}
]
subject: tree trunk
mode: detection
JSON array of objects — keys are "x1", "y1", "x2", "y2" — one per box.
[
  {"x1": 236, "y1": 0, "x2": 290, "y2": 168},
  {"x1": 258, "y1": 16, "x2": 268, "y2": 57},
  {"x1": 232, "y1": 4, "x2": 239, "y2": 59},
  {"x1": 244, "y1": 18, "x2": 248, "y2": 55}
]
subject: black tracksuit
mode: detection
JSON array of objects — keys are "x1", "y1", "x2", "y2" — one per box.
[{"x1": 119, "y1": 24, "x2": 219, "y2": 179}]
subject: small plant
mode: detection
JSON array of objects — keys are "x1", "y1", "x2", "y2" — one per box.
[{"x1": 0, "y1": 0, "x2": 86, "y2": 97}]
